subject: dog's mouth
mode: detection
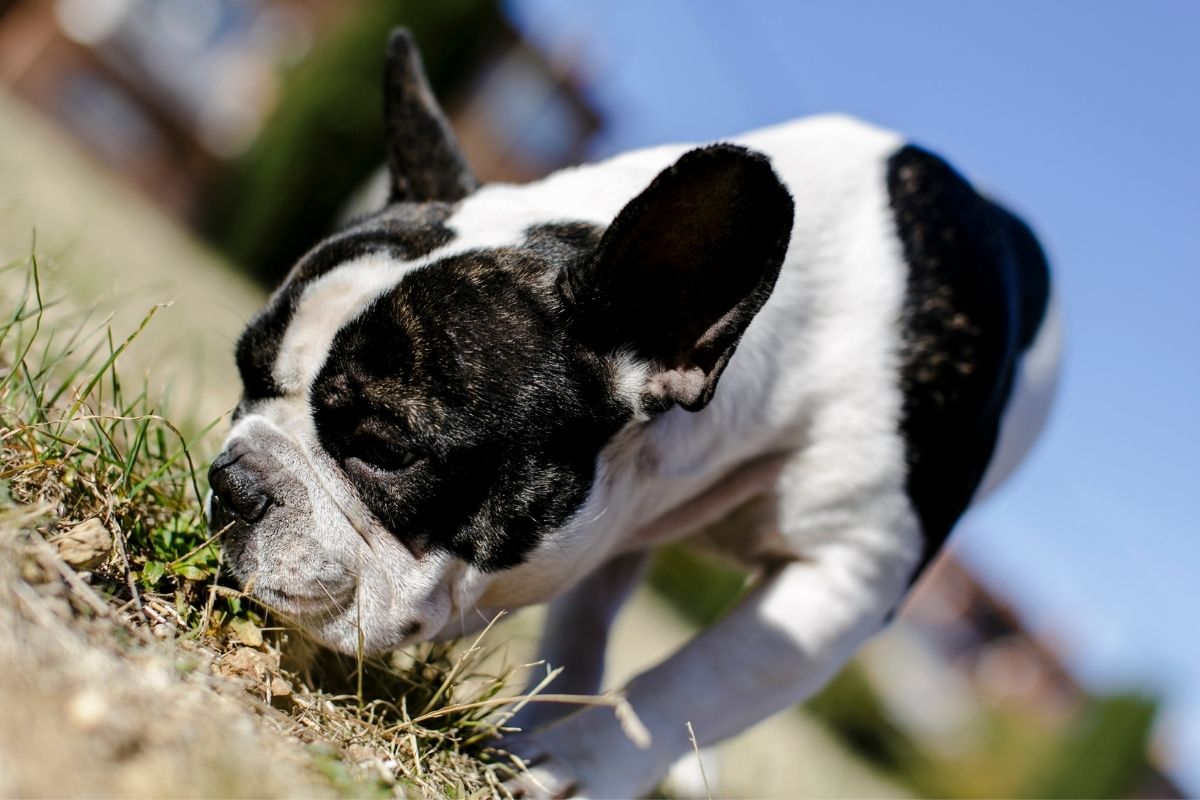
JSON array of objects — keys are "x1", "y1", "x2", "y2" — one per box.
[
  {"x1": 251, "y1": 580, "x2": 358, "y2": 620},
  {"x1": 251, "y1": 578, "x2": 431, "y2": 655}
]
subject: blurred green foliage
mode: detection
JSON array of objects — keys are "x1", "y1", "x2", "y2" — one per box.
[
  {"x1": 202, "y1": 1, "x2": 503, "y2": 286},
  {"x1": 1020, "y1": 692, "x2": 1159, "y2": 799},
  {"x1": 647, "y1": 544, "x2": 748, "y2": 627},
  {"x1": 806, "y1": 662, "x2": 921, "y2": 773}
]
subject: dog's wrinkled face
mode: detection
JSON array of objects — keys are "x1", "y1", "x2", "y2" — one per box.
[
  {"x1": 209, "y1": 29, "x2": 794, "y2": 655},
  {"x1": 212, "y1": 216, "x2": 629, "y2": 652}
]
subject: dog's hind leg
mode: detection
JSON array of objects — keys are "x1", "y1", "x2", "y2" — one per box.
[{"x1": 508, "y1": 550, "x2": 648, "y2": 733}]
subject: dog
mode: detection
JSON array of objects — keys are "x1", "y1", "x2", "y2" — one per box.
[{"x1": 208, "y1": 29, "x2": 1060, "y2": 798}]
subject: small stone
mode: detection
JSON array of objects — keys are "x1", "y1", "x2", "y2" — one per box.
[
  {"x1": 219, "y1": 646, "x2": 272, "y2": 681},
  {"x1": 269, "y1": 675, "x2": 293, "y2": 698},
  {"x1": 66, "y1": 688, "x2": 109, "y2": 731},
  {"x1": 229, "y1": 617, "x2": 264, "y2": 648},
  {"x1": 344, "y1": 744, "x2": 385, "y2": 764},
  {"x1": 268, "y1": 674, "x2": 295, "y2": 710},
  {"x1": 372, "y1": 759, "x2": 396, "y2": 785},
  {"x1": 53, "y1": 519, "x2": 113, "y2": 570}
]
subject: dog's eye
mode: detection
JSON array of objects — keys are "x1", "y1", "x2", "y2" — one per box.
[{"x1": 348, "y1": 433, "x2": 416, "y2": 472}]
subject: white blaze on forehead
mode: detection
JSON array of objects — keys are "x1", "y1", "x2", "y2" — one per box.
[{"x1": 272, "y1": 251, "x2": 419, "y2": 395}]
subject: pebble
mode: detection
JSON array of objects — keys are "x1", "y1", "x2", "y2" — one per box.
[
  {"x1": 53, "y1": 519, "x2": 113, "y2": 570},
  {"x1": 66, "y1": 688, "x2": 109, "y2": 731}
]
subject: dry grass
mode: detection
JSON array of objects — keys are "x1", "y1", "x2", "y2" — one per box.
[{"x1": 0, "y1": 243, "x2": 637, "y2": 798}]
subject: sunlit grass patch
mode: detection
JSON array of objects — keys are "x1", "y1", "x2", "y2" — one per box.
[{"x1": 0, "y1": 243, "x2": 217, "y2": 620}]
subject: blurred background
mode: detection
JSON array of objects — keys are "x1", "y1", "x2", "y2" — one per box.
[{"x1": 0, "y1": 1, "x2": 1196, "y2": 797}]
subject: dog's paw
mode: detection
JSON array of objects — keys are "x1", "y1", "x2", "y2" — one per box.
[
  {"x1": 496, "y1": 706, "x2": 662, "y2": 799},
  {"x1": 499, "y1": 735, "x2": 579, "y2": 799}
]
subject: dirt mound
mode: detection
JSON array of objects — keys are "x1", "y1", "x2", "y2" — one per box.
[{"x1": 0, "y1": 516, "x2": 334, "y2": 798}]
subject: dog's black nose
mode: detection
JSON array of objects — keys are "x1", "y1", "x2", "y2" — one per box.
[{"x1": 209, "y1": 443, "x2": 275, "y2": 525}]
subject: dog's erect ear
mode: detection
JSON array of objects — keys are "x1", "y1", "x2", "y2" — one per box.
[
  {"x1": 383, "y1": 28, "x2": 477, "y2": 203},
  {"x1": 561, "y1": 144, "x2": 794, "y2": 412}
]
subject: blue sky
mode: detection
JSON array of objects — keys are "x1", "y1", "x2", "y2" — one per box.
[{"x1": 506, "y1": 0, "x2": 1200, "y2": 789}]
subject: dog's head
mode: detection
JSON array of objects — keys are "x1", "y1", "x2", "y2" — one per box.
[{"x1": 209, "y1": 29, "x2": 794, "y2": 654}]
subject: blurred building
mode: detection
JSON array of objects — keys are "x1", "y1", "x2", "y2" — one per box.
[
  {"x1": 0, "y1": 0, "x2": 333, "y2": 217},
  {"x1": 451, "y1": 27, "x2": 598, "y2": 184},
  {"x1": 0, "y1": 0, "x2": 599, "y2": 225},
  {"x1": 893, "y1": 555, "x2": 1083, "y2": 729}
]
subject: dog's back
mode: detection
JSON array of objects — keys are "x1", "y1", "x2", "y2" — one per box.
[
  {"x1": 534, "y1": 115, "x2": 1060, "y2": 574},
  {"x1": 882, "y1": 141, "x2": 1058, "y2": 567}
]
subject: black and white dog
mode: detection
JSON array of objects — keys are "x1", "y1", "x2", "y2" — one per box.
[{"x1": 209, "y1": 30, "x2": 1060, "y2": 797}]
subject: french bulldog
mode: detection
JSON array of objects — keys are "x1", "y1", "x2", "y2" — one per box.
[{"x1": 208, "y1": 29, "x2": 1060, "y2": 798}]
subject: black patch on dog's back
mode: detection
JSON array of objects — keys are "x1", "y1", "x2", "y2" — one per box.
[
  {"x1": 235, "y1": 202, "x2": 454, "y2": 401},
  {"x1": 310, "y1": 223, "x2": 629, "y2": 570},
  {"x1": 888, "y1": 145, "x2": 1049, "y2": 568}
]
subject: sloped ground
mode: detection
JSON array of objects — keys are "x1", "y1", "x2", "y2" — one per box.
[{"x1": 0, "y1": 516, "x2": 334, "y2": 798}]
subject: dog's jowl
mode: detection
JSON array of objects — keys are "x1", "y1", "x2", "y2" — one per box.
[{"x1": 209, "y1": 28, "x2": 1060, "y2": 798}]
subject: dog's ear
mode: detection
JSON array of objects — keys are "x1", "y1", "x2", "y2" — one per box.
[
  {"x1": 561, "y1": 144, "x2": 794, "y2": 412},
  {"x1": 383, "y1": 28, "x2": 477, "y2": 203}
]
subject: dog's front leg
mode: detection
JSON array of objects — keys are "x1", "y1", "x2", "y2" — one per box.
[
  {"x1": 502, "y1": 527, "x2": 920, "y2": 799},
  {"x1": 508, "y1": 550, "x2": 648, "y2": 733}
]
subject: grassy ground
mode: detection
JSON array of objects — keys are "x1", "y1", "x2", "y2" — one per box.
[
  {"x1": 0, "y1": 91, "x2": 907, "y2": 799},
  {"x1": 0, "y1": 243, "x2": 577, "y2": 797}
]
